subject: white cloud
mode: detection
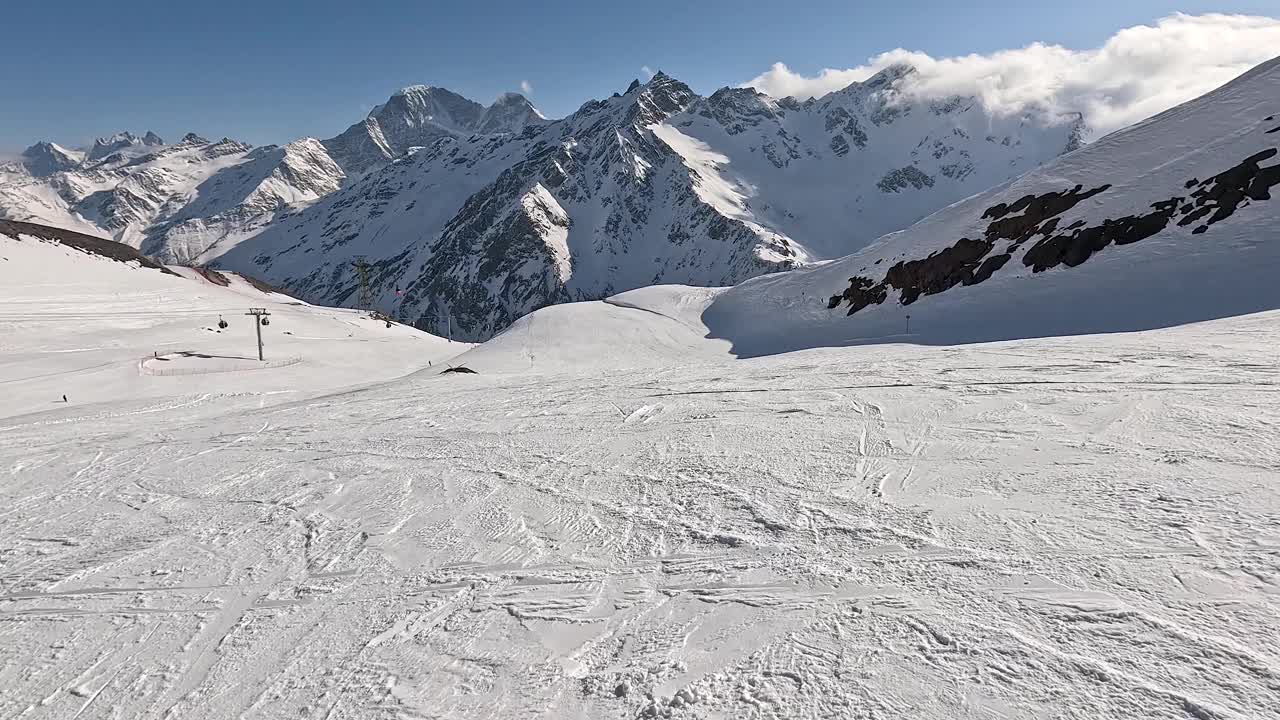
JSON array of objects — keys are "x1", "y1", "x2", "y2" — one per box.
[
  {"x1": 520, "y1": 80, "x2": 534, "y2": 96},
  {"x1": 641, "y1": 66, "x2": 655, "y2": 80},
  {"x1": 744, "y1": 13, "x2": 1280, "y2": 135}
]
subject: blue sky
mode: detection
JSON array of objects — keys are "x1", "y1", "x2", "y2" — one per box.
[{"x1": 2, "y1": 0, "x2": 1277, "y2": 153}]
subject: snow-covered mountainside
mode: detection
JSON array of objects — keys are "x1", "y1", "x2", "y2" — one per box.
[
  {"x1": 704, "y1": 56, "x2": 1280, "y2": 357},
  {"x1": 219, "y1": 68, "x2": 1080, "y2": 341},
  {"x1": 321, "y1": 86, "x2": 547, "y2": 177},
  {"x1": 0, "y1": 219, "x2": 466, "y2": 419},
  {"x1": 0, "y1": 87, "x2": 549, "y2": 263},
  {"x1": 0, "y1": 132, "x2": 346, "y2": 261},
  {"x1": 85, "y1": 130, "x2": 165, "y2": 163}
]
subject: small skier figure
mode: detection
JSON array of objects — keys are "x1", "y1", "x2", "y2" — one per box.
[{"x1": 62, "y1": 394, "x2": 67, "y2": 403}]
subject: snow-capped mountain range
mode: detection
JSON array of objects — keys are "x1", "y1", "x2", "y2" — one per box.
[
  {"x1": 323, "y1": 86, "x2": 548, "y2": 177},
  {"x1": 0, "y1": 131, "x2": 346, "y2": 262},
  {"x1": 225, "y1": 68, "x2": 1083, "y2": 341},
  {"x1": 1, "y1": 67, "x2": 1083, "y2": 340},
  {"x1": 704, "y1": 56, "x2": 1280, "y2": 356}
]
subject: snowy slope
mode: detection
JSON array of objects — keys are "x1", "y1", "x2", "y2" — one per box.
[
  {"x1": 448, "y1": 285, "x2": 730, "y2": 375},
  {"x1": 662, "y1": 64, "x2": 1083, "y2": 259},
  {"x1": 218, "y1": 68, "x2": 1079, "y2": 342},
  {"x1": 4, "y1": 257, "x2": 1279, "y2": 717},
  {"x1": 0, "y1": 223, "x2": 467, "y2": 420},
  {"x1": 705, "y1": 56, "x2": 1280, "y2": 357}
]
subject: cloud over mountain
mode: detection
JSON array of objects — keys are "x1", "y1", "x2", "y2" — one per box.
[{"x1": 745, "y1": 13, "x2": 1280, "y2": 135}]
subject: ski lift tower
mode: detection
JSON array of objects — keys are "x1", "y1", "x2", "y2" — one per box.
[
  {"x1": 352, "y1": 257, "x2": 374, "y2": 312},
  {"x1": 245, "y1": 308, "x2": 271, "y2": 361}
]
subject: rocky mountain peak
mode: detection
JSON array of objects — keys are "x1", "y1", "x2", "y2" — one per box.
[
  {"x1": 626, "y1": 71, "x2": 697, "y2": 126},
  {"x1": 142, "y1": 131, "x2": 165, "y2": 146},
  {"x1": 476, "y1": 93, "x2": 547, "y2": 134},
  {"x1": 861, "y1": 63, "x2": 917, "y2": 90},
  {"x1": 20, "y1": 141, "x2": 82, "y2": 176},
  {"x1": 323, "y1": 85, "x2": 496, "y2": 176},
  {"x1": 383, "y1": 85, "x2": 486, "y2": 132},
  {"x1": 86, "y1": 132, "x2": 143, "y2": 162},
  {"x1": 698, "y1": 87, "x2": 783, "y2": 134}
]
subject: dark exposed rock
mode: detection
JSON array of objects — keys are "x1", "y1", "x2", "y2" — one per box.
[
  {"x1": 828, "y1": 276, "x2": 888, "y2": 315},
  {"x1": 982, "y1": 184, "x2": 1110, "y2": 243},
  {"x1": 877, "y1": 166, "x2": 935, "y2": 193},
  {"x1": 701, "y1": 87, "x2": 781, "y2": 135},
  {"x1": 441, "y1": 366, "x2": 478, "y2": 374},
  {"x1": 1062, "y1": 116, "x2": 1088, "y2": 154},
  {"x1": 940, "y1": 162, "x2": 974, "y2": 181},
  {"x1": 822, "y1": 107, "x2": 867, "y2": 150},
  {"x1": 1023, "y1": 203, "x2": 1174, "y2": 271},
  {"x1": 1024, "y1": 149, "x2": 1278, "y2": 273},
  {"x1": 970, "y1": 253, "x2": 1011, "y2": 285},
  {"x1": 829, "y1": 145, "x2": 1280, "y2": 316},
  {"x1": 1187, "y1": 148, "x2": 1279, "y2": 226},
  {"x1": 885, "y1": 238, "x2": 993, "y2": 304},
  {"x1": 824, "y1": 107, "x2": 850, "y2": 133}
]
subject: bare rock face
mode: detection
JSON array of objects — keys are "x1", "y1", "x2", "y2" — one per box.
[{"x1": 885, "y1": 237, "x2": 993, "y2": 304}]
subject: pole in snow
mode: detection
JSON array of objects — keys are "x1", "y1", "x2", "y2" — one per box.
[
  {"x1": 352, "y1": 257, "x2": 373, "y2": 312},
  {"x1": 245, "y1": 308, "x2": 271, "y2": 360},
  {"x1": 906, "y1": 314, "x2": 911, "y2": 335}
]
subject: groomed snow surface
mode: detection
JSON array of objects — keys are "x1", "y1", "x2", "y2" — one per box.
[{"x1": 2, "y1": 234, "x2": 1278, "y2": 718}]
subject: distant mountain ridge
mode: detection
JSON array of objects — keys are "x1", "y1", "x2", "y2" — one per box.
[
  {"x1": 215, "y1": 68, "x2": 1082, "y2": 340},
  {"x1": 321, "y1": 86, "x2": 548, "y2": 177},
  {"x1": 2, "y1": 69, "x2": 1082, "y2": 340}
]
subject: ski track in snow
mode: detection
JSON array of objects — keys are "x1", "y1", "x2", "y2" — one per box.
[{"x1": 2, "y1": 321, "x2": 1279, "y2": 719}]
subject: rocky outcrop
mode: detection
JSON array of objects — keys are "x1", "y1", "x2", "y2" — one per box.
[
  {"x1": 830, "y1": 141, "x2": 1280, "y2": 316},
  {"x1": 1024, "y1": 148, "x2": 1280, "y2": 271},
  {"x1": 877, "y1": 166, "x2": 935, "y2": 193}
]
